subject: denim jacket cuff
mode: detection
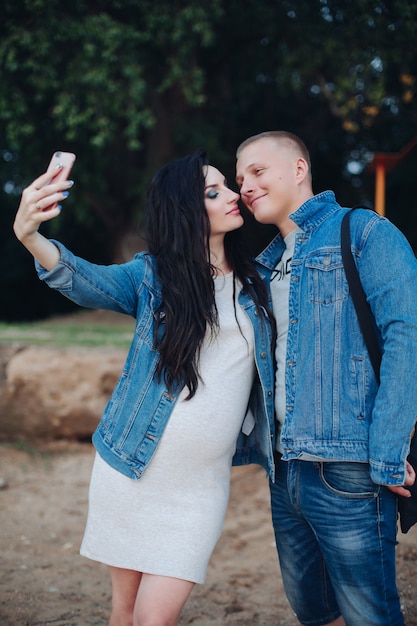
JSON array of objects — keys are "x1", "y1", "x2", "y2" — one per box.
[
  {"x1": 35, "y1": 240, "x2": 76, "y2": 290},
  {"x1": 369, "y1": 461, "x2": 406, "y2": 486}
]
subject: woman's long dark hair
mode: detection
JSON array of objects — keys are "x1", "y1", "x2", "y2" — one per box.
[{"x1": 145, "y1": 149, "x2": 275, "y2": 399}]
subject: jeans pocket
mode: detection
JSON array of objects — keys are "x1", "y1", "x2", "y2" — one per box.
[{"x1": 319, "y1": 462, "x2": 380, "y2": 498}]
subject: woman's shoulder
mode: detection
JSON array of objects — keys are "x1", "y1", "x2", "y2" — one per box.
[
  {"x1": 131, "y1": 251, "x2": 158, "y2": 273},
  {"x1": 131, "y1": 250, "x2": 153, "y2": 263},
  {"x1": 128, "y1": 251, "x2": 161, "y2": 289}
]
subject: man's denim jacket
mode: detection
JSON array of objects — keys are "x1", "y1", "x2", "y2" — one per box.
[
  {"x1": 36, "y1": 242, "x2": 276, "y2": 480},
  {"x1": 256, "y1": 191, "x2": 417, "y2": 486}
]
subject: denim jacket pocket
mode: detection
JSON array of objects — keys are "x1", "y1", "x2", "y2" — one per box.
[{"x1": 306, "y1": 252, "x2": 349, "y2": 305}]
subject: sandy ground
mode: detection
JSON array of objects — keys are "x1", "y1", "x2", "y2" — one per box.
[{"x1": 1, "y1": 443, "x2": 417, "y2": 626}]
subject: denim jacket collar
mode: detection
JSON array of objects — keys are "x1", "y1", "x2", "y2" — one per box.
[
  {"x1": 289, "y1": 190, "x2": 338, "y2": 231},
  {"x1": 257, "y1": 191, "x2": 338, "y2": 271}
]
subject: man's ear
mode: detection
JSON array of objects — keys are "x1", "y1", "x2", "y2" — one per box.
[{"x1": 295, "y1": 157, "x2": 309, "y2": 183}]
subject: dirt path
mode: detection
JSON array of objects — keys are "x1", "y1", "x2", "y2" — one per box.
[{"x1": 1, "y1": 443, "x2": 417, "y2": 626}]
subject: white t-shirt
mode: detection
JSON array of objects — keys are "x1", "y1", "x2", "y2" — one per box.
[{"x1": 270, "y1": 228, "x2": 301, "y2": 453}]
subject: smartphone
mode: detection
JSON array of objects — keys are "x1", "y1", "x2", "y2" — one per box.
[
  {"x1": 44, "y1": 151, "x2": 76, "y2": 210},
  {"x1": 45, "y1": 151, "x2": 76, "y2": 184}
]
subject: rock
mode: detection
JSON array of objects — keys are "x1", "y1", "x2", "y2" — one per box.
[{"x1": 0, "y1": 345, "x2": 127, "y2": 441}]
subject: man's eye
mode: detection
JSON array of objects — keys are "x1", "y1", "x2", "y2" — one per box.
[{"x1": 206, "y1": 189, "x2": 219, "y2": 199}]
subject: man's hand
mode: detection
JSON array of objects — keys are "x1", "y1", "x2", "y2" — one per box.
[{"x1": 386, "y1": 461, "x2": 415, "y2": 497}]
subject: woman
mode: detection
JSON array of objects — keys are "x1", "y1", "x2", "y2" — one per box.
[{"x1": 13, "y1": 150, "x2": 276, "y2": 626}]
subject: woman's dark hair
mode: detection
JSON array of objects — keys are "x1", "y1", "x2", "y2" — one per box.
[{"x1": 146, "y1": 149, "x2": 275, "y2": 399}]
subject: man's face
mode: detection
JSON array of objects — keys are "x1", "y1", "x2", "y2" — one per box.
[{"x1": 236, "y1": 138, "x2": 301, "y2": 228}]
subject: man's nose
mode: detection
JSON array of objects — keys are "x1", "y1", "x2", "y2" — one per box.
[{"x1": 240, "y1": 181, "x2": 253, "y2": 195}]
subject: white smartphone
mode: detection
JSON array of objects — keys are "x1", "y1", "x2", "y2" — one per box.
[
  {"x1": 44, "y1": 151, "x2": 76, "y2": 209},
  {"x1": 45, "y1": 151, "x2": 76, "y2": 184}
]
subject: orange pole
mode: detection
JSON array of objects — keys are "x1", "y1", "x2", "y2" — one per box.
[{"x1": 374, "y1": 161, "x2": 386, "y2": 216}]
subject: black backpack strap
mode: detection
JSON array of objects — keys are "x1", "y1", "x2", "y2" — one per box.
[{"x1": 340, "y1": 208, "x2": 381, "y2": 383}]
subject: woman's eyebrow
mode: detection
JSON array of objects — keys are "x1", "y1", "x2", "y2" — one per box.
[{"x1": 204, "y1": 178, "x2": 226, "y2": 190}]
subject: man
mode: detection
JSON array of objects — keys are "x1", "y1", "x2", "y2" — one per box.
[{"x1": 236, "y1": 131, "x2": 417, "y2": 626}]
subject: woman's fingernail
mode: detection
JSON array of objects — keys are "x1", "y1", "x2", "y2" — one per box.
[
  {"x1": 57, "y1": 204, "x2": 62, "y2": 211},
  {"x1": 62, "y1": 191, "x2": 70, "y2": 197},
  {"x1": 66, "y1": 180, "x2": 74, "y2": 187}
]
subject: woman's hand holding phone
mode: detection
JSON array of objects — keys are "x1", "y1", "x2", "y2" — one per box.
[
  {"x1": 13, "y1": 151, "x2": 76, "y2": 270},
  {"x1": 43, "y1": 151, "x2": 76, "y2": 211}
]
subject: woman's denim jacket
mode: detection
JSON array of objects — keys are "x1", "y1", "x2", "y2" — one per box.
[
  {"x1": 36, "y1": 242, "x2": 275, "y2": 480},
  {"x1": 256, "y1": 191, "x2": 417, "y2": 487}
]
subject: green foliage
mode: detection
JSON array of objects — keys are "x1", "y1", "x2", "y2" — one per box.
[
  {"x1": 0, "y1": 1, "x2": 220, "y2": 150},
  {"x1": 1, "y1": 0, "x2": 416, "y2": 320}
]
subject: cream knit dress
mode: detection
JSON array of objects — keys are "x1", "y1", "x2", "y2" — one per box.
[{"x1": 80, "y1": 272, "x2": 255, "y2": 583}]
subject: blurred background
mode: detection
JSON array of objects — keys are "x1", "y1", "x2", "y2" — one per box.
[{"x1": 1, "y1": 0, "x2": 416, "y2": 321}]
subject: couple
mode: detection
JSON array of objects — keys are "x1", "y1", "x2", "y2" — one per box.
[{"x1": 14, "y1": 131, "x2": 417, "y2": 626}]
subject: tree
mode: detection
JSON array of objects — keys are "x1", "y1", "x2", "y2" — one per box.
[
  {"x1": 1, "y1": 0, "x2": 224, "y2": 256},
  {"x1": 1, "y1": 0, "x2": 416, "y2": 320}
]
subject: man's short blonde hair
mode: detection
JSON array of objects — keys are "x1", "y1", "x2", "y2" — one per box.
[{"x1": 236, "y1": 130, "x2": 311, "y2": 175}]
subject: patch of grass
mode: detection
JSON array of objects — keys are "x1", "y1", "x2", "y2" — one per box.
[
  {"x1": 1, "y1": 439, "x2": 41, "y2": 456},
  {"x1": 0, "y1": 321, "x2": 134, "y2": 348}
]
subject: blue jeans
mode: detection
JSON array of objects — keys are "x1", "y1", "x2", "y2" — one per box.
[{"x1": 270, "y1": 458, "x2": 404, "y2": 626}]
